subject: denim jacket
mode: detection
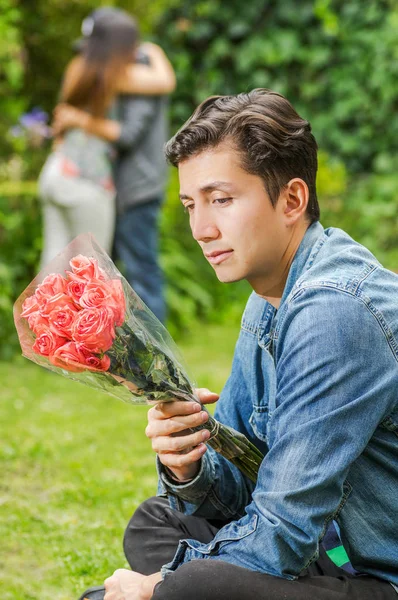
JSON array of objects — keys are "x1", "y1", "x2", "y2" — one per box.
[{"x1": 158, "y1": 222, "x2": 398, "y2": 589}]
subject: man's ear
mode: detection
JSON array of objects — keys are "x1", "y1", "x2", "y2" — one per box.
[{"x1": 281, "y1": 178, "x2": 309, "y2": 223}]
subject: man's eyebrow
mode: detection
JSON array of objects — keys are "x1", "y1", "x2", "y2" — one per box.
[{"x1": 179, "y1": 181, "x2": 234, "y2": 200}]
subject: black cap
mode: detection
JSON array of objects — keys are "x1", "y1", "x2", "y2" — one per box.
[{"x1": 73, "y1": 6, "x2": 138, "y2": 53}]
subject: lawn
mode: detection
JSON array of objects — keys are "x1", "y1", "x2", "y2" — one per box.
[{"x1": 0, "y1": 321, "x2": 239, "y2": 600}]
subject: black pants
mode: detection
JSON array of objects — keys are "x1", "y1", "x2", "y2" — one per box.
[{"x1": 123, "y1": 497, "x2": 396, "y2": 600}]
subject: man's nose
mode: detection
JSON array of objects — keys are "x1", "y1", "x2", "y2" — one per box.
[{"x1": 191, "y1": 208, "x2": 219, "y2": 242}]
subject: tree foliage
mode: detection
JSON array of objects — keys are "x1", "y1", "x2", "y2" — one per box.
[{"x1": 156, "y1": 0, "x2": 398, "y2": 175}]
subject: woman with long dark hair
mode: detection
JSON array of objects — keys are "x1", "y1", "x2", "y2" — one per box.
[{"x1": 39, "y1": 7, "x2": 175, "y2": 266}]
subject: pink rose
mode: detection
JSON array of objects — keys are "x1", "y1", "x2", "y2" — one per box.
[
  {"x1": 68, "y1": 255, "x2": 106, "y2": 281},
  {"x1": 39, "y1": 293, "x2": 79, "y2": 317},
  {"x1": 21, "y1": 294, "x2": 39, "y2": 318},
  {"x1": 35, "y1": 274, "x2": 68, "y2": 303},
  {"x1": 32, "y1": 327, "x2": 66, "y2": 356},
  {"x1": 79, "y1": 279, "x2": 125, "y2": 326},
  {"x1": 71, "y1": 307, "x2": 115, "y2": 353},
  {"x1": 66, "y1": 279, "x2": 87, "y2": 304},
  {"x1": 27, "y1": 312, "x2": 49, "y2": 335},
  {"x1": 79, "y1": 279, "x2": 113, "y2": 310},
  {"x1": 49, "y1": 342, "x2": 110, "y2": 373},
  {"x1": 47, "y1": 304, "x2": 79, "y2": 338}
]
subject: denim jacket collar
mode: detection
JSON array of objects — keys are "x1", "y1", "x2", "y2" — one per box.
[
  {"x1": 251, "y1": 221, "x2": 325, "y2": 330},
  {"x1": 278, "y1": 221, "x2": 325, "y2": 308},
  {"x1": 245, "y1": 222, "x2": 326, "y2": 341}
]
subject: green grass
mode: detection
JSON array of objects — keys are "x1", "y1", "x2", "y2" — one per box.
[{"x1": 0, "y1": 321, "x2": 239, "y2": 600}]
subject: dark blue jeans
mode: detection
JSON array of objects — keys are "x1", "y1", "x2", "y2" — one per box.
[{"x1": 113, "y1": 198, "x2": 165, "y2": 323}]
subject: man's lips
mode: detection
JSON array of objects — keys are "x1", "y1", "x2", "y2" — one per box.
[{"x1": 204, "y1": 250, "x2": 234, "y2": 265}]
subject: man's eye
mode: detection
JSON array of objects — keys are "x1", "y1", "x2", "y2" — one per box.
[
  {"x1": 183, "y1": 204, "x2": 194, "y2": 213},
  {"x1": 214, "y1": 197, "x2": 232, "y2": 204}
]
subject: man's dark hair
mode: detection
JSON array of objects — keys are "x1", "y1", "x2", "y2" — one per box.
[{"x1": 165, "y1": 89, "x2": 320, "y2": 222}]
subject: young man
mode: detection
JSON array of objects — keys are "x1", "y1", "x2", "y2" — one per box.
[{"x1": 99, "y1": 89, "x2": 398, "y2": 600}]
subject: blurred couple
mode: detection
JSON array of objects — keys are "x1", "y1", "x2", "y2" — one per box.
[{"x1": 39, "y1": 6, "x2": 175, "y2": 322}]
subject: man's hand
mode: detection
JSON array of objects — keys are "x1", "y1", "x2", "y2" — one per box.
[
  {"x1": 52, "y1": 103, "x2": 89, "y2": 135},
  {"x1": 104, "y1": 569, "x2": 162, "y2": 600},
  {"x1": 145, "y1": 388, "x2": 219, "y2": 482}
]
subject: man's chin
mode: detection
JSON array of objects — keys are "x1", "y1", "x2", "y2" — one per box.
[{"x1": 214, "y1": 269, "x2": 243, "y2": 284}]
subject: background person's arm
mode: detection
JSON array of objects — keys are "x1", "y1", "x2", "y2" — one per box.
[
  {"x1": 52, "y1": 103, "x2": 121, "y2": 142},
  {"x1": 53, "y1": 94, "x2": 159, "y2": 146},
  {"x1": 117, "y1": 42, "x2": 176, "y2": 95}
]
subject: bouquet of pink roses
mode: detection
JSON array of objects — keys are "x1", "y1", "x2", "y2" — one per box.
[{"x1": 14, "y1": 233, "x2": 263, "y2": 482}]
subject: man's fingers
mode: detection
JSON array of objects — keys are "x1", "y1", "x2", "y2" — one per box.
[
  {"x1": 159, "y1": 443, "x2": 208, "y2": 469},
  {"x1": 146, "y1": 396, "x2": 215, "y2": 478},
  {"x1": 145, "y1": 409, "x2": 208, "y2": 438},
  {"x1": 152, "y1": 428, "x2": 210, "y2": 454},
  {"x1": 194, "y1": 388, "x2": 220, "y2": 404},
  {"x1": 149, "y1": 401, "x2": 201, "y2": 419}
]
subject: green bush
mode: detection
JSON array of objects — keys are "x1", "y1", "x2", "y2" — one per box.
[
  {"x1": 156, "y1": 0, "x2": 398, "y2": 175},
  {"x1": 0, "y1": 182, "x2": 42, "y2": 359},
  {"x1": 321, "y1": 172, "x2": 398, "y2": 270},
  {"x1": 0, "y1": 0, "x2": 25, "y2": 126}
]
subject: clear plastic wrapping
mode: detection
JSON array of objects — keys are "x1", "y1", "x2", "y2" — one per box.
[{"x1": 14, "y1": 233, "x2": 263, "y2": 481}]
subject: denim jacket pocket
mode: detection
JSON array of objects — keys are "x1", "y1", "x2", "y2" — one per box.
[
  {"x1": 249, "y1": 406, "x2": 270, "y2": 444},
  {"x1": 184, "y1": 514, "x2": 258, "y2": 556},
  {"x1": 249, "y1": 341, "x2": 275, "y2": 444}
]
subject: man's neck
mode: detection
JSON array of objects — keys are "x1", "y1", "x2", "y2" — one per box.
[{"x1": 252, "y1": 222, "x2": 310, "y2": 309}]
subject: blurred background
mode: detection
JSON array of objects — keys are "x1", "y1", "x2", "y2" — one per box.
[
  {"x1": 1, "y1": 0, "x2": 397, "y2": 357},
  {"x1": 0, "y1": 2, "x2": 397, "y2": 598}
]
